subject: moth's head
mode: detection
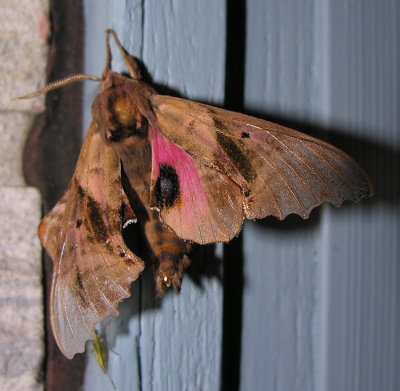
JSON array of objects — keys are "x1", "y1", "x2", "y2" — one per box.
[{"x1": 92, "y1": 74, "x2": 152, "y2": 143}]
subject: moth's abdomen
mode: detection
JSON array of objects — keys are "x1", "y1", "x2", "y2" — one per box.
[
  {"x1": 114, "y1": 124, "x2": 192, "y2": 295},
  {"x1": 144, "y1": 211, "x2": 191, "y2": 295}
]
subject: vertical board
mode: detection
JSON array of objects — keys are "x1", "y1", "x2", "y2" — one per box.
[
  {"x1": 139, "y1": 4, "x2": 225, "y2": 390},
  {"x1": 241, "y1": 1, "x2": 323, "y2": 390},
  {"x1": 322, "y1": 1, "x2": 400, "y2": 391},
  {"x1": 242, "y1": 1, "x2": 399, "y2": 391},
  {"x1": 83, "y1": 1, "x2": 226, "y2": 390}
]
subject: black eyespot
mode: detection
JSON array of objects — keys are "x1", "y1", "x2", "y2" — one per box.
[
  {"x1": 76, "y1": 219, "x2": 82, "y2": 228},
  {"x1": 241, "y1": 131, "x2": 250, "y2": 138},
  {"x1": 154, "y1": 164, "x2": 180, "y2": 207}
]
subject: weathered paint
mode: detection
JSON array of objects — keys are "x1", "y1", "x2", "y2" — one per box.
[{"x1": 83, "y1": 1, "x2": 399, "y2": 390}]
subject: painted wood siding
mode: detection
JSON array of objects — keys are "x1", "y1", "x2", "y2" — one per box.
[
  {"x1": 83, "y1": 1, "x2": 226, "y2": 390},
  {"x1": 243, "y1": 1, "x2": 399, "y2": 390},
  {"x1": 83, "y1": 1, "x2": 399, "y2": 390}
]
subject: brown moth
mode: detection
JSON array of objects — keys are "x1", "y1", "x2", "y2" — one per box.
[{"x1": 21, "y1": 30, "x2": 372, "y2": 358}]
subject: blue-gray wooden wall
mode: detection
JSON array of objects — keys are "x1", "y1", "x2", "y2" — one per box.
[{"x1": 83, "y1": 1, "x2": 399, "y2": 390}]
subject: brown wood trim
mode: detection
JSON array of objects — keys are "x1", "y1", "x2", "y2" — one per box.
[{"x1": 23, "y1": 2, "x2": 86, "y2": 390}]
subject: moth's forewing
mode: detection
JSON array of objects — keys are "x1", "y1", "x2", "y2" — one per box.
[
  {"x1": 150, "y1": 95, "x2": 373, "y2": 243},
  {"x1": 39, "y1": 124, "x2": 144, "y2": 358}
]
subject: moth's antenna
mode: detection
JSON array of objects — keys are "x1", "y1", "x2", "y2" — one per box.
[
  {"x1": 12, "y1": 74, "x2": 103, "y2": 100},
  {"x1": 102, "y1": 30, "x2": 113, "y2": 79},
  {"x1": 105, "y1": 29, "x2": 141, "y2": 80},
  {"x1": 13, "y1": 29, "x2": 139, "y2": 101}
]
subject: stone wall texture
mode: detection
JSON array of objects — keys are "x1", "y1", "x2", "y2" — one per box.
[{"x1": 0, "y1": 1, "x2": 48, "y2": 389}]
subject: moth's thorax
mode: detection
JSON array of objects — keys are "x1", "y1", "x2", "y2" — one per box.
[
  {"x1": 119, "y1": 135, "x2": 151, "y2": 187},
  {"x1": 92, "y1": 71, "x2": 156, "y2": 143}
]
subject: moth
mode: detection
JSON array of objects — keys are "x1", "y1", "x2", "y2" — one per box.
[{"x1": 20, "y1": 30, "x2": 372, "y2": 359}]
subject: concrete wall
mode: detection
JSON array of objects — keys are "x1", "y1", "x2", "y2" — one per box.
[{"x1": 0, "y1": 1, "x2": 48, "y2": 389}]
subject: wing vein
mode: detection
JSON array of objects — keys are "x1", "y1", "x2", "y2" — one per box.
[
  {"x1": 257, "y1": 142, "x2": 315, "y2": 202},
  {"x1": 304, "y1": 142, "x2": 355, "y2": 198},
  {"x1": 259, "y1": 152, "x2": 304, "y2": 217},
  {"x1": 262, "y1": 130, "x2": 330, "y2": 193}
]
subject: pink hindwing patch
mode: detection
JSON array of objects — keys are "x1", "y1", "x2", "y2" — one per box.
[{"x1": 150, "y1": 128, "x2": 243, "y2": 243}]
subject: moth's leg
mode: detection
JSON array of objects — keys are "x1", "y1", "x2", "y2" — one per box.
[{"x1": 144, "y1": 210, "x2": 191, "y2": 295}]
